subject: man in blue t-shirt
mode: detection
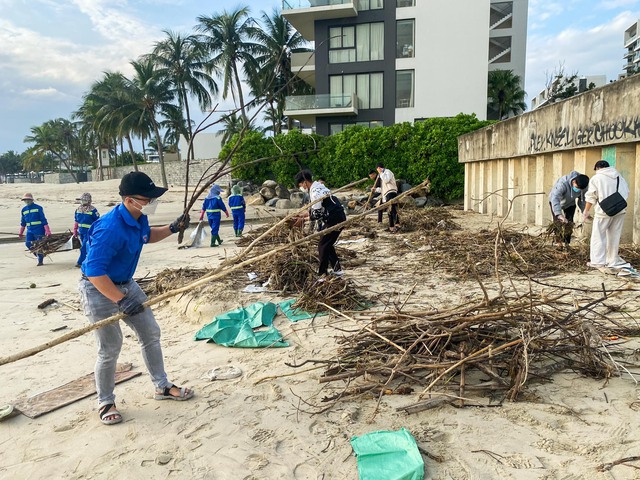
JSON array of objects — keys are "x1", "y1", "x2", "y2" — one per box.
[{"x1": 79, "y1": 171, "x2": 192, "y2": 425}]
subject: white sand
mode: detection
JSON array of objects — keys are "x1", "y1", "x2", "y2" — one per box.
[{"x1": 1, "y1": 180, "x2": 640, "y2": 480}]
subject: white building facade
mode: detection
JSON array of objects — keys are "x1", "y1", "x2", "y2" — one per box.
[
  {"x1": 623, "y1": 20, "x2": 640, "y2": 77},
  {"x1": 282, "y1": 0, "x2": 528, "y2": 135}
]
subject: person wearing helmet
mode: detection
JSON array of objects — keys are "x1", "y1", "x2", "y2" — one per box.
[
  {"x1": 18, "y1": 193, "x2": 51, "y2": 266},
  {"x1": 73, "y1": 192, "x2": 100, "y2": 268}
]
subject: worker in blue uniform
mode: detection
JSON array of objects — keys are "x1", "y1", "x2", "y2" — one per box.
[
  {"x1": 18, "y1": 192, "x2": 51, "y2": 266},
  {"x1": 228, "y1": 184, "x2": 246, "y2": 237},
  {"x1": 199, "y1": 184, "x2": 228, "y2": 247},
  {"x1": 73, "y1": 192, "x2": 100, "y2": 267},
  {"x1": 79, "y1": 171, "x2": 193, "y2": 425}
]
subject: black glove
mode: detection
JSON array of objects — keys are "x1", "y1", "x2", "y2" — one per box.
[
  {"x1": 169, "y1": 213, "x2": 190, "y2": 234},
  {"x1": 117, "y1": 294, "x2": 145, "y2": 316}
]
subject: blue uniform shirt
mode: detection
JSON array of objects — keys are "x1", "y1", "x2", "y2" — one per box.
[
  {"x1": 82, "y1": 203, "x2": 151, "y2": 283},
  {"x1": 75, "y1": 207, "x2": 100, "y2": 235},
  {"x1": 227, "y1": 194, "x2": 246, "y2": 212},
  {"x1": 21, "y1": 203, "x2": 48, "y2": 234},
  {"x1": 202, "y1": 196, "x2": 227, "y2": 217}
]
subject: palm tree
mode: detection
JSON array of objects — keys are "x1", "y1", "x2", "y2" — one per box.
[
  {"x1": 196, "y1": 7, "x2": 257, "y2": 124},
  {"x1": 487, "y1": 69, "x2": 527, "y2": 120},
  {"x1": 24, "y1": 119, "x2": 79, "y2": 182},
  {"x1": 216, "y1": 112, "x2": 254, "y2": 147},
  {"x1": 122, "y1": 58, "x2": 180, "y2": 188},
  {"x1": 148, "y1": 31, "x2": 218, "y2": 160},
  {"x1": 248, "y1": 9, "x2": 313, "y2": 132}
]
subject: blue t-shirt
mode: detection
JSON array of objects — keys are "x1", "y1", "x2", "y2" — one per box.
[
  {"x1": 75, "y1": 207, "x2": 100, "y2": 234},
  {"x1": 82, "y1": 203, "x2": 151, "y2": 283},
  {"x1": 228, "y1": 194, "x2": 246, "y2": 212},
  {"x1": 20, "y1": 203, "x2": 48, "y2": 234},
  {"x1": 202, "y1": 196, "x2": 227, "y2": 216}
]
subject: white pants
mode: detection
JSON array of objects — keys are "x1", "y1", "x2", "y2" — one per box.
[{"x1": 590, "y1": 213, "x2": 630, "y2": 269}]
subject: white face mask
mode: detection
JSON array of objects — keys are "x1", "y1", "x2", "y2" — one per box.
[
  {"x1": 299, "y1": 186, "x2": 308, "y2": 193},
  {"x1": 131, "y1": 198, "x2": 158, "y2": 216}
]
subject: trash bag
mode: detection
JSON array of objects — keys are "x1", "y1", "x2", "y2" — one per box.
[
  {"x1": 188, "y1": 221, "x2": 208, "y2": 248},
  {"x1": 350, "y1": 428, "x2": 424, "y2": 480}
]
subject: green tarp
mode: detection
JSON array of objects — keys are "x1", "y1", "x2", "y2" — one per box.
[
  {"x1": 350, "y1": 428, "x2": 424, "y2": 480},
  {"x1": 278, "y1": 299, "x2": 327, "y2": 322},
  {"x1": 194, "y1": 302, "x2": 288, "y2": 348}
]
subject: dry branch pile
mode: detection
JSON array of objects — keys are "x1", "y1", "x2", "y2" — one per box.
[
  {"x1": 400, "y1": 207, "x2": 460, "y2": 233},
  {"x1": 316, "y1": 291, "x2": 640, "y2": 408},
  {"x1": 137, "y1": 267, "x2": 211, "y2": 296},
  {"x1": 29, "y1": 233, "x2": 72, "y2": 256}
]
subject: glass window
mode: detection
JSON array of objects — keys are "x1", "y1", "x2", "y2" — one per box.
[
  {"x1": 329, "y1": 121, "x2": 384, "y2": 135},
  {"x1": 396, "y1": 19, "x2": 414, "y2": 58},
  {"x1": 357, "y1": 0, "x2": 384, "y2": 11},
  {"x1": 396, "y1": 70, "x2": 414, "y2": 108},
  {"x1": 330, "y1": 72, "x2": 383, "y2": 110},
  {"x1": 331, "y1": 23, "x2": 384, "y2": 63},
  {"x1": 396, "y1": 0, "x2": 414, "y2": 6}
]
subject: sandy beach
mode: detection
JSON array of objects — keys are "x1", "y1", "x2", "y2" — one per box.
[{"x1": 2, "y1": 179, "x2": 640, "y2": 480}]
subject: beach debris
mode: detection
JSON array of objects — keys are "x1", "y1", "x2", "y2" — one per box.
[
  {"x1": 29, "y1": 233, "x2": 73, "y2": 256},
  {"x1": 399, "y1": 206, "x2": 460, "y2": 233},
  {"x1": 206, "y1": 365, "x2": 243, "y2": 381},
  {"x1": 50, "y1": 326, "x2": 68, "y2": 332},
  {"x1": 137, "y1": 267, "x2": 210, "y2": 296},
  {"x1": 37, "y1": 298, "x2": 57, "y2": 309},
  {"x1": 308, "y1": 288, "x2": 640, "y2": 411}
]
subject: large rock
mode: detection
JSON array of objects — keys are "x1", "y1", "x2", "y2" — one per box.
[
  {"x1": 275, "y1": 199, "x2": 293, "y2": 209},
  {"x1": 276, "y1": 184, "x2": 291, "y2": 199},
  {"x1": 400, "y1": 182, "x2": 412, "y2": 193},
  {"x1": 424, "y1": 197, "x2": 445, "y2": 207},
  {"x1": 414, "y1": 197, "x2": 428, "y2": 208},
  {"x1": 241, "y1": 186, "x2": 254, "y2": 196},
  {"x1": 265, "y1": 198, "x2": 279, "y2": 207},
  {"x1": 289, "y1": 191, "x2": 305, "y2": 208},
  {"x1": 262, "y1": 179, "x2": 278, "y2": 189},
  {"x1": 260, "y1": 186, "x2": 277, "y2": 201},
  {"x1": 246, "y1": 193, "x2": 265, "y2": 206}
]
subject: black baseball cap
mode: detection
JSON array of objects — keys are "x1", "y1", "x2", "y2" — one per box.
[
  {"x1": 119, "y1": 172, "x2": 168, "y2": 198},
  {"x1": 594, "y1": 160, "x2": 610, "y2": 170}
]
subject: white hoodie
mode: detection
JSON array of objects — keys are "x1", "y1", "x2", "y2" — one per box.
[{"x1": 585, "y1": 166, "x2": 629, "y2": 217}]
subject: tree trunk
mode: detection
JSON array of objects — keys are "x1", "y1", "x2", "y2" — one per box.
[
  {"x1": 52, "y1": 149, "x2": 78, "y2": 183},
  {"x1": 126, "y1": 135, "x2": 139, "y2": 172},
  {"x1": 233, "y1": 63, "x2": 248, "y2": 125},
  {"x1": 142, "y1": 134, "x2": 148, "y2": 162},
  {"x1": 152, "y1": 118, "x2": 168, "y2": 188}
]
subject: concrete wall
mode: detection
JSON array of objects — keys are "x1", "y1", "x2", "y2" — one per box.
[
  {"x1": 111, "y1": 160, "x2": 230, "y2": 187},
  {"x1": 459, "y1": 73, "x2": 640, "y2": 243}
]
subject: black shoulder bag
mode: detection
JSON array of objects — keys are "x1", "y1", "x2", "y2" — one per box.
[{"x1": 599, "y1": 177, "x2": 627, "y2": 217}]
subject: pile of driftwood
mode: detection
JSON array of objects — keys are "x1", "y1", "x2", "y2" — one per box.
[
  {"x1": 138, "y1": 267, "x2": 210, "y2": 295},
  {"x1": 400, "y1": 207, "x2": 460, "y2": 233},
  {"x1": 294, "y1": 275, "x2": 370, "y2": 313},
  {"x1": 29, "y1": 233, "x2": 73, "y2": 256},
  {"x1": 313, "y1": 290, "x2": 640, "y2": 411}
]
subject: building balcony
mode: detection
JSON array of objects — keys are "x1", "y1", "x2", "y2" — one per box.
[
  {"x1": 284, "y1": 93, "x2": 358, "y2": 123},
  {"x1": 624, "y1": 33, "x2": 638, "y2": 49},
  {"x1": 291, "y1": 51, "x2": 316, "y2": 87},
  {"x1": 281, "y1": 0, "x2": 358, "y2": 41}
]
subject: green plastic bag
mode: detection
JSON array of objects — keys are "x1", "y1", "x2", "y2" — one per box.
[
  {"x1": 278, "y1": 299, "x2": 327, "y2": 322},
  {"x1": 350, "y1": 428, "x2": 424, "y2": 480},
  {"x1": 194, "y1": 302, "x2": 288, "y2": 348}
]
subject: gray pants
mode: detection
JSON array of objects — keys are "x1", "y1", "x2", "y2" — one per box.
[{"x1": 79, "y1": 278, "x2": 170, "y2": 408}]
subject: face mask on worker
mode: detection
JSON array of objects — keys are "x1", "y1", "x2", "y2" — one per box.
[
  {"x1": 130, "y1": 197, "x2": 158, "y2": 216},
  {"x1": 23, "y1": 200, "x2": 33, "y2": 206},
  {"x1": 299, "y1": 185, "x2": 309, "y2": 193},
  {"x1": 572, "y1": 186, "x2": 581, "y2": 193}
]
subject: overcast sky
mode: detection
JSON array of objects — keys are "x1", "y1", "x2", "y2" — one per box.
[{"x1": 1, "y1": 0, "x2": 639, "y2": 153}]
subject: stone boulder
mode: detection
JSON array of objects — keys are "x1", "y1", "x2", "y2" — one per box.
[
  {"x1": 241, "y1": 186, "x2": 254, "y2": 196},
  {"x1": 265, "y1": 198, "x2": 279, "y2": 207},
  {"x1": 262, "y1": 179, "x2": 278, "y2": 189},
  {"x1": 414, "y1": 197, "x2": 428, "y2": 208},
  {"x1": 275, "y1": 199, "x2": 293, "y2": 209},
  {"x1": 289, "y1": 191, "x2": 305, "y2": 208},
  {"x1": 276, "y1": 184, "x2": 291, "y2": 199},
  {"x1": 400, "y1": 182, "x2": 412, "y2": 193},
  {"x1": 260, "y1": 186, "x2": 277, "y2": 201}
]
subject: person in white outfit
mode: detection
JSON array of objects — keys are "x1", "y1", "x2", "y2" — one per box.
[
  {"x1": 582, "y1": 160, "x2": 634, "y2": 275},
  {"x1": 374, "y1": 162, "x2": 400, "y2": 233}
]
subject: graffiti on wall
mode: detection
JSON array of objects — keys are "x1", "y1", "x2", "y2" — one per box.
[{"x1": 529, "y1": 116, "x2": 640, "y2": 153}]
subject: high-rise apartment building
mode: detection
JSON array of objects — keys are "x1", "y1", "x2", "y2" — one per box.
[
  {"x1": 623, "y1": 20, "x2": 640, "y2": 77},
  {"x1": 282, "y1": 0, "x2": 528, "y2": 136}
]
